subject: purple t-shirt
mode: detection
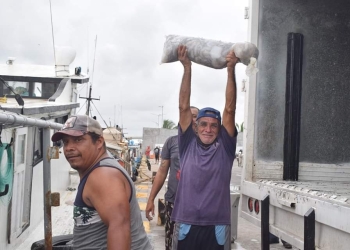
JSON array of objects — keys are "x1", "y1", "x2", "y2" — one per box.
[{"x1": 171, "y1": 125, "x2": 237, "y2": 225}]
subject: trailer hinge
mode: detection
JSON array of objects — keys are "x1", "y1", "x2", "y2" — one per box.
[
  {"x1": 47, "y1": 146, "x2": 60, "y2": 160},
  {"x1": 51, "y1": 192, "x2": 60, "y2": 207},
  {"x1": 277, "y1": 198, "x2": 296, "y2": 208}
]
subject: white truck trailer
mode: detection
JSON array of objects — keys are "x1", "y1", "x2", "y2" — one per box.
[{"x1": 241, "y1": 1, "x2": 350, "y2": 249}]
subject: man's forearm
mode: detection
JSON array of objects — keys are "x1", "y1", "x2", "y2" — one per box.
[
  {"x1": 148, "y1": 169, "x2": 168, "y2": 202},
  {"x1": 179, "y1": 66, "x2": 193, "y2": 131},
  {"x1": 223, "y1": 66, "x2": 237, "y2": 136},
  {"x1": 226, "y1": 67, "x2": 237, "y2": 112},
  {"x1": 179, "y1": 66, "x2": 192, "y2": 111},
  {"x1": 178, "y1": 45, "x2": 193, "y2": 130}
]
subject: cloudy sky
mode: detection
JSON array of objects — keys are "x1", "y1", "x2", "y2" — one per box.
[{"x1": 1, "y1": 0, "x2": 249, "y2": 136}]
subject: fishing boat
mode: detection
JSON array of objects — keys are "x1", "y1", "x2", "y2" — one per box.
[{"x1": 0, "y1": 47, "x2": 88, "y2": 250}]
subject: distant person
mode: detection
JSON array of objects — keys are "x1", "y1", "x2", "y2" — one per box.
[
  {"x1": 171, "y1": 45, "x2": 238, "y2": 250},
  {"x1": 236, "y1": 149, "x2": 243, "y2": 167},
  {"x1": 154, "y1": 146, "x2": 160, "y2": 164},
  {"x1": 51, "y1": 115, "x2": 152, "y2": 249},
  {"x1": 145, "y1": 146, "x2": 151, "y2": 160},
  {"x1": 145, "y1": 107, "x2": 199, "y2": 250}
]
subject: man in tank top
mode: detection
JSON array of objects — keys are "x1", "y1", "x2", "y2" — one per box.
[
  {"x1": 52, "y1": 115, "x2": 152, "y2": 250},
  {"x1": 171, "y1": 46, "x2": 238, "y2": 250}
]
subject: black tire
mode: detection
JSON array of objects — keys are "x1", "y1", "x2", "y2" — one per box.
[
  {"x1": 31, "y1": 234, "x2": 73, "y2": 250},
  {"x1": 134, "y1": 169, "x2": 139, "y2": 177},
  {"x1": 131, "y1": 175, "x2": 137, "y2": 182}
]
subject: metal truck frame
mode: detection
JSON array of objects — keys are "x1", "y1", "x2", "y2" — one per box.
[{"x1": 241, "y1": 1, "x2": 350, "y2": 249}]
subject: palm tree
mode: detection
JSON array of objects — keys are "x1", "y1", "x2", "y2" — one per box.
[
  {"x1": 162, "y1": 119, "x2": 176, "y2": 129},
  {"x1": 235, "y1": 122, "x2": 244, "y2": 132}
]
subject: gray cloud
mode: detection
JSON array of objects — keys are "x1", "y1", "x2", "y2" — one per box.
[{"x1": 1, "y1": 0, "x2": 250, "y2": 136}]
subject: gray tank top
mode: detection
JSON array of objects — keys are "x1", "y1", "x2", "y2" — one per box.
[{"x1": 73, "y1": 157, "x2": 152, "y2": 249}]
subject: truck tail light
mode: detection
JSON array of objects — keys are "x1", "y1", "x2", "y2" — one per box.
[
  {"x1": 248, "y1": 198, "x2": 254, "y2": 212},
  {"x1": 254, "y1": 199, "x2": 260, "y2": 214}
]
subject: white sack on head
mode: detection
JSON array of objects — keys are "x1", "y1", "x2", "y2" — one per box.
[{"x1": 160, "y1": 35, "x2": 259, "y2": 76}]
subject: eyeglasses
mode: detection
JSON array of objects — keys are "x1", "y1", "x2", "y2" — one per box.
[{"x1": 198, "y1": 121, "x2": 219, "y2": 130}]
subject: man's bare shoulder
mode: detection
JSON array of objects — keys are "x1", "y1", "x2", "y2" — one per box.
[
  {"x1": 87, "y1": 166, "x2": 129, "y2": 187},
  {"x1": 83, "y1": 166, "x2": 131, "y2": 208},
  {"x1": 89, "y1": 166, "x2": 130, "y2": 191}
]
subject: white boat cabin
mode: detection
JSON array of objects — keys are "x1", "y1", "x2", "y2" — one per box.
[{"x1": 0, "y1": 49, "x2": 88, "y2": 250}]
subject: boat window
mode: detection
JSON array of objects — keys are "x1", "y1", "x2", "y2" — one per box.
[
  {"x1": 2, "y1": 81, "x2": 58, "y2": 99},
  {"x1": 41, "y1": 82, "x2": 57, "y2": 98},
  {"x1": 33, "y1": 127, "x2": 43, "y2": 166},
  {"x1": 33, "y1": 82, "x2": 42, "y2": 97},
  {"x1": 4, "y1": 81, "x2": 30, "y2": 96},
  {"x1": 55, "y1": 115, "x2": 68, "y2": 125}
]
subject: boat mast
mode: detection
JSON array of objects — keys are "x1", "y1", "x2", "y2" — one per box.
[
  {"x1": 80, "y1": 84, "x2": 100, "y2": 116},
  {"x1": 79, "y1": 35, "x2": 99, "y2": 116}
]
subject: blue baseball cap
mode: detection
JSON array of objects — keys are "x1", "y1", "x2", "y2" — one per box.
[{"x1": 196, "y1": 107, "x2": 221, "y2": 123}]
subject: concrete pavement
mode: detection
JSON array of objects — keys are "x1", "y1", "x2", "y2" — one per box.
[{"x1": 136, "y1": 159, "x2": 299, "y2": 250}]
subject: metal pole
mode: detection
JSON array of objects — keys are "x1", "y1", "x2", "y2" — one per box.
[
  {"x1": 159, "y1": 106, "x2": 163, "y2": 127},
  {"x1": 261, "y1": 195, "x2": 270, "y2": 250},
  {"x1": 86, "y1": 85, "x2": 92, "y2": 116},
  {"x1": 304, "y1": 208, "x2": 315, "y2": 250},
  {"x1": 151, "y1": 113, "x2": 161, "y2": 128},
  {"x1": 0, "y1": 113, "x2": 62, "y2": 130},
  {"x1": 43, "y1": 127, "x2": 53, "y2": 250},
  {"x1": 283, "y1": 32, "x2": 303, "y2": 181}
]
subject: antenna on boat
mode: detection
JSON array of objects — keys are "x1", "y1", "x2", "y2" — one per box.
[
  {"x1": 91, "y1": 35, "x2": 97, "y2": 87},
  {"x1": 121, "y1": 105, "x2": 123, "y2": 130},
  {"x1": 114, "y1": 105, "x2": 116, "y2": 127},
  {"x1": 80, "y1": 85, "x2": 100, "y2": 116},
  {"x1": 79, "y1": 35, "x2": 100, "y2": 116},
  {"x1": 86, "y1": 28, "x2": 90, "y2": 97},
  {"x1": 49, "y1": 0, "x2": 56, "y2": 65}
]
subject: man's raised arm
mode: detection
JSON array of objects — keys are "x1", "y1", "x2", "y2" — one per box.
[
  {"x1": 222, "y1": 51, "x2": 239, "y2": 136},
  {"x1": 178, "y1": 45, "x2": 193, "y2": 132}
]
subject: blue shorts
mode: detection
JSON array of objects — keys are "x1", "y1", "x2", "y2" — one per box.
[{"x1": 172, "y1": 223, "x2": 230, "y2": 250}]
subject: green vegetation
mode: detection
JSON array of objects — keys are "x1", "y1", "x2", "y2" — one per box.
[
  {"x1": 236, "y1": 122, "x2": 244, "y2": 132},
  {"x1": 162, "y1": 119, "x2": 176, "y2": 129}
]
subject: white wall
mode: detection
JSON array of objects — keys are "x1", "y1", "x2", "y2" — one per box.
[
  {"x1": 142, "y1": 127, "x2": 178, "y2": 155},
  {"x1": 0, "y1": 129, "x2": 71, "y2": 250}
]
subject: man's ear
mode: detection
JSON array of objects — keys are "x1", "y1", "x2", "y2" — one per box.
[{"x1": 97, "y1": 136, "x2": 105, "y2": 149}]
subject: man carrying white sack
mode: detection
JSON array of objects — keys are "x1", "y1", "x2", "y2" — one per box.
[{"x1": 171, "y1": 45, "x2": 238, "y2": 250}]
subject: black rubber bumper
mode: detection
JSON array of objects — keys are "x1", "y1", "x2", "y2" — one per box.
[{"x1": 31, "y1": 234, "x2": 73, "y2": 250}]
